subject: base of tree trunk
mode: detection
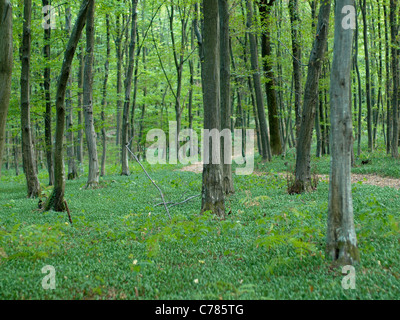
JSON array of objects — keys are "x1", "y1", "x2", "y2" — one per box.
[
  {"x1": 68, "y1": 172, "x2": 78, "y2": 180},
  {"x1": 85, "y1": 181, "x2": 99, "y2": 189},
  {"x1": 326, "y1": 240, "x2": 360, "y2": 266},
  {"x1": 44, "y1": 188, "x2": 65, "y2": 212},
  {"x1": 288, "y1": 176, "x2": 318, "y2": 195},
  {"x1": 201, "y1": 201, "x2": 225, "y2": 218}
]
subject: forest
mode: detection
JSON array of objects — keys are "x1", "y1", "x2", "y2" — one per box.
[{"x1": 0, "y1": 0, "x2": 399, "y2": 301}]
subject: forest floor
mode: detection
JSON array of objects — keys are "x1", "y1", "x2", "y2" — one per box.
[{"x1": 1, "y1": 147, "x2": 399, "y2": 300}]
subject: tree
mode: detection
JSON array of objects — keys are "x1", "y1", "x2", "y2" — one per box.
[
  {"x1": 245, "y1": 0, "x2": 271, "y2": 161},
  {"x1": 0, "y1": 0, "x2": 12, "y2": 178},
  {"x1": 326, "y1": 0, "x2": 360, "y2": 265},
  {"x1": 201, "y1": 0, "x2": 225, "y2": 218},
  {"x1": 83, "y1": 0, "x2": 100, "y2": 187},
  {"x1": 42, "y1": 0, "x2": 54, "y2": 185},
  {"x1": 258, "y1": 0, "x2": 282, "y2": 156},
  {"x1": 20, "y1": 0, "x2": 41, "y2": 198},
  {"x1": 390, "y1": 0, "x2": 399, "y2": 158},
  {"x1": 121, "y1": 0, "x2": 138, "y2": 176},
  {"x1": 219, "y1": 0, "x2": 234, "y2": 194},
  {"x1": 289, "y1": 0, "x2": 331, "y2": 194},
  {"x1": 45, "y1": 0, "x2": 92, "y2": 211}
]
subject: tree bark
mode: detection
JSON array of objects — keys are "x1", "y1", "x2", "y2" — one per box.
[
  {"x1": 327, "y1": 0, "x2": 360, "y2": 265},
  {"x1": 390, "y1": 0, "x2": 399, "y2": 158},
  {"x1": 201, "y1": 0, "x2": 225, "y2": 218},
  {"x1": 0, "y1": 0, "x2": 12, "y2": 178},
  {"x1": 259, "y1": 0, "x2": 282, "y2": 156},
  {"x1": 83, "y1": 0, "x2": 100, "y2": 187},
  {"x1": 219, "y1": 0, "x2": 234, "y2": 194},
  {"x1": 20, "y1": 0, "x2": 41, "y2": 198}
]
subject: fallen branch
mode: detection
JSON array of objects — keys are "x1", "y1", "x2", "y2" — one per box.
[
  {"x1": 168, "y1": 195, "x2": 201, "y2": 208},
  {"x1": 63, "y1": 200, "x2": 73, "y2": 225},
  {"x1": 126, "y1": 139, "x2": 171, "y2": 220},
  {"x1": 154, "y1": 194, "x2": 201, "y2": 208}
]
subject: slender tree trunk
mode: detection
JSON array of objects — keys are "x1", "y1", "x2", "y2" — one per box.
[
  {"x1": 259, "y1": 0, "x2": 282, "y2": 155},
  {"x1": 83, "y1": 0, "x2": 100, "y2": 187},
  {"x1": 245, "y1": 0, "x2": 271, "y2": 161},
  {"x1": 390, "y1": 0, "x2": 399, "y2": 158},
  {"x1": 0, "y1": 0, "x2": 12, "y2": 178},
  {"x1": 201, "y1": 0, "x2": 225, "y2": 218},
  {"x1": 289, "y1": 0, "x2": 331, "y2": 194},
  {"x1": 360, "y1": 0, "x2": 373, "y2": 151},
  {"x1": 65, "y1": 7, "x2": 78, "y2": 181},
  {"x1": 327, "y1": 0, "x2": 360, "y2": 265},
  {"x1": 101, "y1": 14, "x2": 111, "y2": 177},
  {"x1": 76, "y1": 45, "x2": 84, "y2": 169},
  {"x1": 219, "y1": 0, "x2": 234, "y2": 194},
  {"x1": 46, "y1": 0, "x2": 91, "y2": 211},
  {"x1": 121, "y1": 0, "x2": 138, "y2": 176},
  {"x1": 384, "y1": 5, "x2": 391, "y2": 154},
  {"x1": 41, "y1": 0, "x2": 54, "y2": 185},
  {"x1": 20, "y1": 0, "x2": 41, "y2": 198}
]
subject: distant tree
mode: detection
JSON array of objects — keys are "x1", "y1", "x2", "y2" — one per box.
[
  {"x1": 0, "y1": 0, "x2": 12, "y2": 178},
  {"x1": 326, "y1": 0, "x2": 360, "y2": 265}
]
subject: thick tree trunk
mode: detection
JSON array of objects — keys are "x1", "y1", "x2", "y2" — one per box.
[
  {"x1": 20, "y1": 0, "x2": 41, "y2": 198},
  {"x1": 201, "y1": 0, "x2": 225, "y2": 218},
  {"x1": 83, "y1": 0, "x2": 100, "y2": 187},
  {"x1": 327, "y1": 0, "x2": 360, "y2": 265},
  {"x1": 121, "y1": 0, "x2": 138, "y2": 176},
  {"x1": 46, "y1": 0, "x2": 91, "y2": 212},
  {"x1": 289, "y1": 0, "x2": 331, "y2": 194},
  {"x1": 219, "y1": 0, "x2": 234, "y2": 194},
  {"x1": 0, "y1": 0, "x2": 12, "y2": 178}
]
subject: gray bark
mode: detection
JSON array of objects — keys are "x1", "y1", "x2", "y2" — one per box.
[
  {"x1": 327, "y1": 0, "x2": 360, "y2": 265},
  {"x1": 201, "y1": 0, "x2": 225, "y2": 218}
]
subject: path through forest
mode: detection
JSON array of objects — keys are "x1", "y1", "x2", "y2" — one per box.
[{"x1": 180, "y1": 162, "x2": 400, "y2": 189}]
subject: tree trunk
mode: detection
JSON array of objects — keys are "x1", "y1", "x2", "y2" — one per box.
[
  {"x1": 201, "y1": 0, "x2": 225, "y2": 218},
  {"x1": 101, "y1": 14, "x2": 111, "y2": 177},
  {"x1": 83, "y1": 0, "x2": 100, "y2": 187},
  {"x1": 289, "y1": 0, "x2": 331, "y2": 194},
  {"x1": 360, "y1": 0, "x2": 373, "y2": 151},
  {"x1": 390, "y1": 0, "x2": 399, "y2": 158},
  {"x1": 0, "y1": 0, "x2": 12, "y2": 178},
  {"x1": 327, "y1": 0, "x2": 360, "y2": 266},
  {"x1": 121, "y1": 0, "x2": 138, "y2": 176},
  {"x1": 76, "y1": 45, "x2": 84, "y2": 169},
  {"x1": 219, "y1": 0, "x2": 234, "y2": 194},
  {"x1": 245, "y1": 0, "x2": 271, "y2": 161},
  {"x1": 65, "y1": 7, "x2": 78, "y2": 181},
  {"x1": 46, "y1": 0, "x2": 91, "y2": 211},
  {"x1": 20, "y1": 0, "x2": 41, "y2": 198},
  {"x1": 259, "y1": 0, "x2": 282, "y2": 156},
  {"x1": 42, "y1": 0, "x2": 54, "y2": 185}
]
